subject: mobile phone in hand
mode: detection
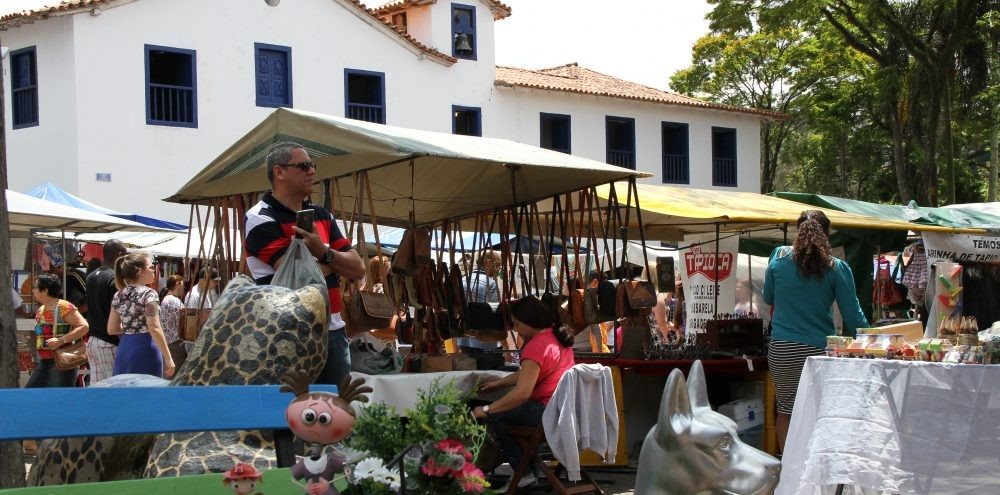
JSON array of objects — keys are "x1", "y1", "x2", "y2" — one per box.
[{"x1": 295, "y1": 209, "x2": 315, "y2": 238}]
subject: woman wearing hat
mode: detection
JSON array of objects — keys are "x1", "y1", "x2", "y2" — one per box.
[{"x1": 473, "y1": 295, "x2": 575, "y2": 487}]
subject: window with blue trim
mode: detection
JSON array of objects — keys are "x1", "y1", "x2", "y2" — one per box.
[
  {"x1": 540, "y1": 113, "x2": 571, "y2": 154},
  {"x1": 345, "y1": 69, "x2": 385, "y2": 124},
  {"x1": 11, "y1": 47, "x2": 38, "y2": 129},
  {"x1": 661, "y1": 122, "x2": 689, "y2": 184},
  {"x1": 605, "y1": 116, "x2": 635, "y2": 169},
  {"x1": 712, "y1": 127, "x2": 738, "y2": 187},
  {"x1": 451, "y1": 4, "x2": 476, "y2": 60},
  {"x1": 453, "y1": 106, "x2": 481, "y2": 136},
  {"x1": 255, "y1": 43, "x2": 292, "y2": 108},
  {"x1": 145, "y1": 45, "x2": 197, "y2": 127}
]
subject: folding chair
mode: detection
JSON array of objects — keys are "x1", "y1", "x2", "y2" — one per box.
[{"x1": 502, "y1": 364, "x2": 615, "y2": 495}]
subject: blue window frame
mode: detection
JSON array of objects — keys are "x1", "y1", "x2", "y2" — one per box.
[
  {"x1": 712, "y1": 126, "x2": 738, "y2": 187},
  {"x1": 605, "y1": 116, "x2": 635, "y2": 169},
  {"x1": 344, "y1": 69, "x2": 386, "y2": 124},
  {"x1": 453, "y1": 105, "x2": 481, "y2": 136},
  {"x1": 451, "y1": 3, "x2": 477, "y2": 60},
  {"x1": 145, "y1": 44, "x2": 197, "y2": 127},
  {"x1": 540, "y1": 113, "x2": 571, "y2": 154},
  {"x1": 10, "y1": 47, "x2": 39, "y2": 129},
  {"x1": 662, "y1": 122, "x2": 689, "y2": 184},
  {"x1": 255, "y1": 43, "x2": 292, "y2": 108}
]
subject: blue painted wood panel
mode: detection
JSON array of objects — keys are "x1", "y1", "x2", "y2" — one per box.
[
  {"x1": 255, "y1": 43, "x2": 292, "y2": 107},
  {"x1": 0, "y1": 384, "x2": 337, "y2": 441}
]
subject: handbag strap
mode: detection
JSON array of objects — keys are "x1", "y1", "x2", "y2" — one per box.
[
  {"x1": 628, "y1": 177, "x2": 652, "y2": 280},
  {"x1": 353, "y1": 173, "x2": 371, "y2": 289}
]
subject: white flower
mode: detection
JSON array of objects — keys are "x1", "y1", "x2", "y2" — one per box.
[
  {"x1": 372, "y1": 465, "x2": 402, "y2": 491},
  {"x1": 353, "y1": 457, "x2": 385, "y2": 481}
]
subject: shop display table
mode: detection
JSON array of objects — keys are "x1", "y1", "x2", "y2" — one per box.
[
  {"x1": 777, "y1": 357, "x2": 1000, "y2": 495},
  {"x1": 349, "y1": 369, "x2": 508, "y2": 413}
]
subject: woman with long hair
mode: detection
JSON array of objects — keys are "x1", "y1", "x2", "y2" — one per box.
[
  {"x1": 26, "y1": 273, "x2": 90, "y2": 388},
  {"x1": 159, "y1": 274, "x2": 187, "y2": 369},
  {"x1": 473, "y1": 295, "x2": 576, "y2": 488},
  {"x1": 109, "y1": 253, "x2": 175, "y2": 378},
  {"x1": 764, "y1": 210, "x2": 868, "y2": 452}
]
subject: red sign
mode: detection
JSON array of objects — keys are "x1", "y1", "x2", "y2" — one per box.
[{"x1": 684, "y1": 247, "x2": 734, "y2": 282}]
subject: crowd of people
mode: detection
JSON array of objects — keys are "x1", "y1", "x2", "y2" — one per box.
[{"x1": 10, "y1": 140, "x2": 870, "y2": 478}]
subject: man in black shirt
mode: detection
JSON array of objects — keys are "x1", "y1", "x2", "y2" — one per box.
[{"x1": 85, "y1": 240, "x2": 127, "y2": 383}]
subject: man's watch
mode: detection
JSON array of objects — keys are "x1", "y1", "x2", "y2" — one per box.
[
  {"x1": 320, "y1": 248, "x2": 335, "y2": 264},
  {"x1": 482, "y1": 405, "x2": 491, "y2": 415}
]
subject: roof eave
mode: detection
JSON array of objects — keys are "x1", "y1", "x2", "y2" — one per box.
[{"x1": 494, "y1": 82, "x2": 787, "y2": 120}]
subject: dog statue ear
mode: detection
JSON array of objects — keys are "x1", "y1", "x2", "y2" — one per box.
[
  {"x1": 687, "y1": 360, "x2": 712, "y2": 411},
  {"x1": 655, "y1": 368, "x2": 693, "y2": 447}
]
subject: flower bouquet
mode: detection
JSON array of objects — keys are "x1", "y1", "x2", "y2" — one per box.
[{"x1": 342, "y1": 378, "x2": 492, "y2": 494}]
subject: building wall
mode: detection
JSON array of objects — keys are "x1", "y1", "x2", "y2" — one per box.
[
  {"x1": 3, "y1": 15, "x2": 79, "y2": 193},
  {"x1": 488, "y1": 87, "x2": 762, "y2": 191},
  {"x1": 2, "y1": 0, "x2": 760, "y2": 223}
]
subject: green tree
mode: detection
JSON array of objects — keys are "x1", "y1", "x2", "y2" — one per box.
[{"x1": 672, "y1": 27, "x2": 817, "y2": 193}]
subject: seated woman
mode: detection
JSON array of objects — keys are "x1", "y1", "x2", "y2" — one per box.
[{"x1": 473, "y1": 295, "x2": 575, "y2": 487}]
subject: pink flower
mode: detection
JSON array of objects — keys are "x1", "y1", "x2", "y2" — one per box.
[
  {"x1": 420, "y1": 457, "x2": 451, "y2": 477},
  {"x1": 454, "y1": 462, "x2": 488, "y2": 493},
  {"x1": 434, "y1": 438, "x2": 467, "y2": 455}
]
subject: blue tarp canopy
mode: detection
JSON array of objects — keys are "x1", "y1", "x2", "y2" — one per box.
[{"x1": 27, "y1": 183, "x2": 187, "y2": 231}]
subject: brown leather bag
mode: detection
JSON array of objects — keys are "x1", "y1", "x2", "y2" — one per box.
[
  {"x1": 343, "y1": 172, "x2": 395, "y2": 335},
  {"x1": 180, "y1": 308, "x2": 211, "y2": 341},
  {"x1": 616, "y1": 280, "x2": 656, "y2": 317},
  {"x1": 54, "y1": 339, "x2": 88, "y2": 371},
  {"x1": 391, "y1": 212, "x2": 431, "y2": 275}
]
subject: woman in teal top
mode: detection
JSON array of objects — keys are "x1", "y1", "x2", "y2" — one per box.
[{"x1": 763, "y1": 210, "x2": 868, "y2": 453}]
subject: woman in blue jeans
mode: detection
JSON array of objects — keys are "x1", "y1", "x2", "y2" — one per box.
[
  {"x1": 27, "y1": 273, "x2": 90, "y2": 388},
  {"x1": 473, "y1": 295, "x2": 575, "y2": 488}
]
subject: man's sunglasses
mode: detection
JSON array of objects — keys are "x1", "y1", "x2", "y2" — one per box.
[{"x1": 279, "y1": 161, "x2": 316, "y2": 171}]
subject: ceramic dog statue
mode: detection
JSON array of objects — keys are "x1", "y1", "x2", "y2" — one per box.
[{"x1": 636, "y1": 361, "x2": 781, "y2": 494}]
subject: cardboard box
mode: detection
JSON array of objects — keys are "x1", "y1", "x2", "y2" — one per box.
[
  {"x1": 420, "y1": 354, "x2": 477, "y2": 373},
  {"x1": 719, "y1": 398, "x2": 764, "y2": 432}
]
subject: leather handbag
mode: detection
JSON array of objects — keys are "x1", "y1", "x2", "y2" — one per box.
[
  {"x1": 54, "y1": 339, "x2": 88, "y2": 371},
  {"x1": 616, "y1": 280, "x2": 657, "y2": 317},
  {"x1": 343, "y1": 172, "x2": 395, "y2": 333},
  {"x1": 391, "y1": 211, "x2": 432, "y2": 275},
  {"x1": 466, "y1": 302, "x2": 507, "y2": 341},
  {"x1": 180, "y1": 308, "x2": 212, "y2": 341}
]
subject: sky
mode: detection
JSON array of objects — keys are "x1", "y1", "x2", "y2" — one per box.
[{"x1": 493, "y1": 0, "x2": 714, "y2": 92}]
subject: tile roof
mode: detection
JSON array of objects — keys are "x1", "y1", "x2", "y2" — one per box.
[
  {"x1": 495, "y1": 63, "x2": 786, "y2": 120},
  {"x1": 373, "y1": 0, "x2": 512, "y2": 20},
  {"x1": 0, "y1": 0, "x2": 457, "y2": 64}
]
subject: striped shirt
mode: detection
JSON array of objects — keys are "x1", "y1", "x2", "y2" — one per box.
[{"x1": 245, "y1": 192, "x2": 351, "y2": 313}]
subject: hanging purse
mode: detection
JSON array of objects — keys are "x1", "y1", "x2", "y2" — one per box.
[
  {"x1": 50, "y1": 306, "x2": 88, "y2": 371},
  {"x1": 391, "y1": 211, "x2": 431, "y2": 275},
  {"x1": 466, "y1": 210, "x2": 508, "y2": 342},
  {"x1": 613, "y1": 179, "x2": 657, "y2": 317},
  {"x1": 343, "y1": 172, "x2": 395, "y2": 333},
  {"x1": 582, "y1": 188, "x2": 605, "y2": 324}
]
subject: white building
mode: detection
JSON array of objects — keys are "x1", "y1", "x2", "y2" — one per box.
[{"x1": 1, "y1": 0, "x2": 778, "y2": 223}]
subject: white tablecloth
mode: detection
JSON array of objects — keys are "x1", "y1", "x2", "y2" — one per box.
[
  {"x1": 777, "y1": 357, "x2": 1000, "y2": 495},
  {"x1": 349, "y1": 370, "x2": 509, "y2": 414}
]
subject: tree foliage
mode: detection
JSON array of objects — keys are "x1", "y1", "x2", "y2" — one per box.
[{"x1": 672, "y1": 0, "x2": 1000, "y2": 204}]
